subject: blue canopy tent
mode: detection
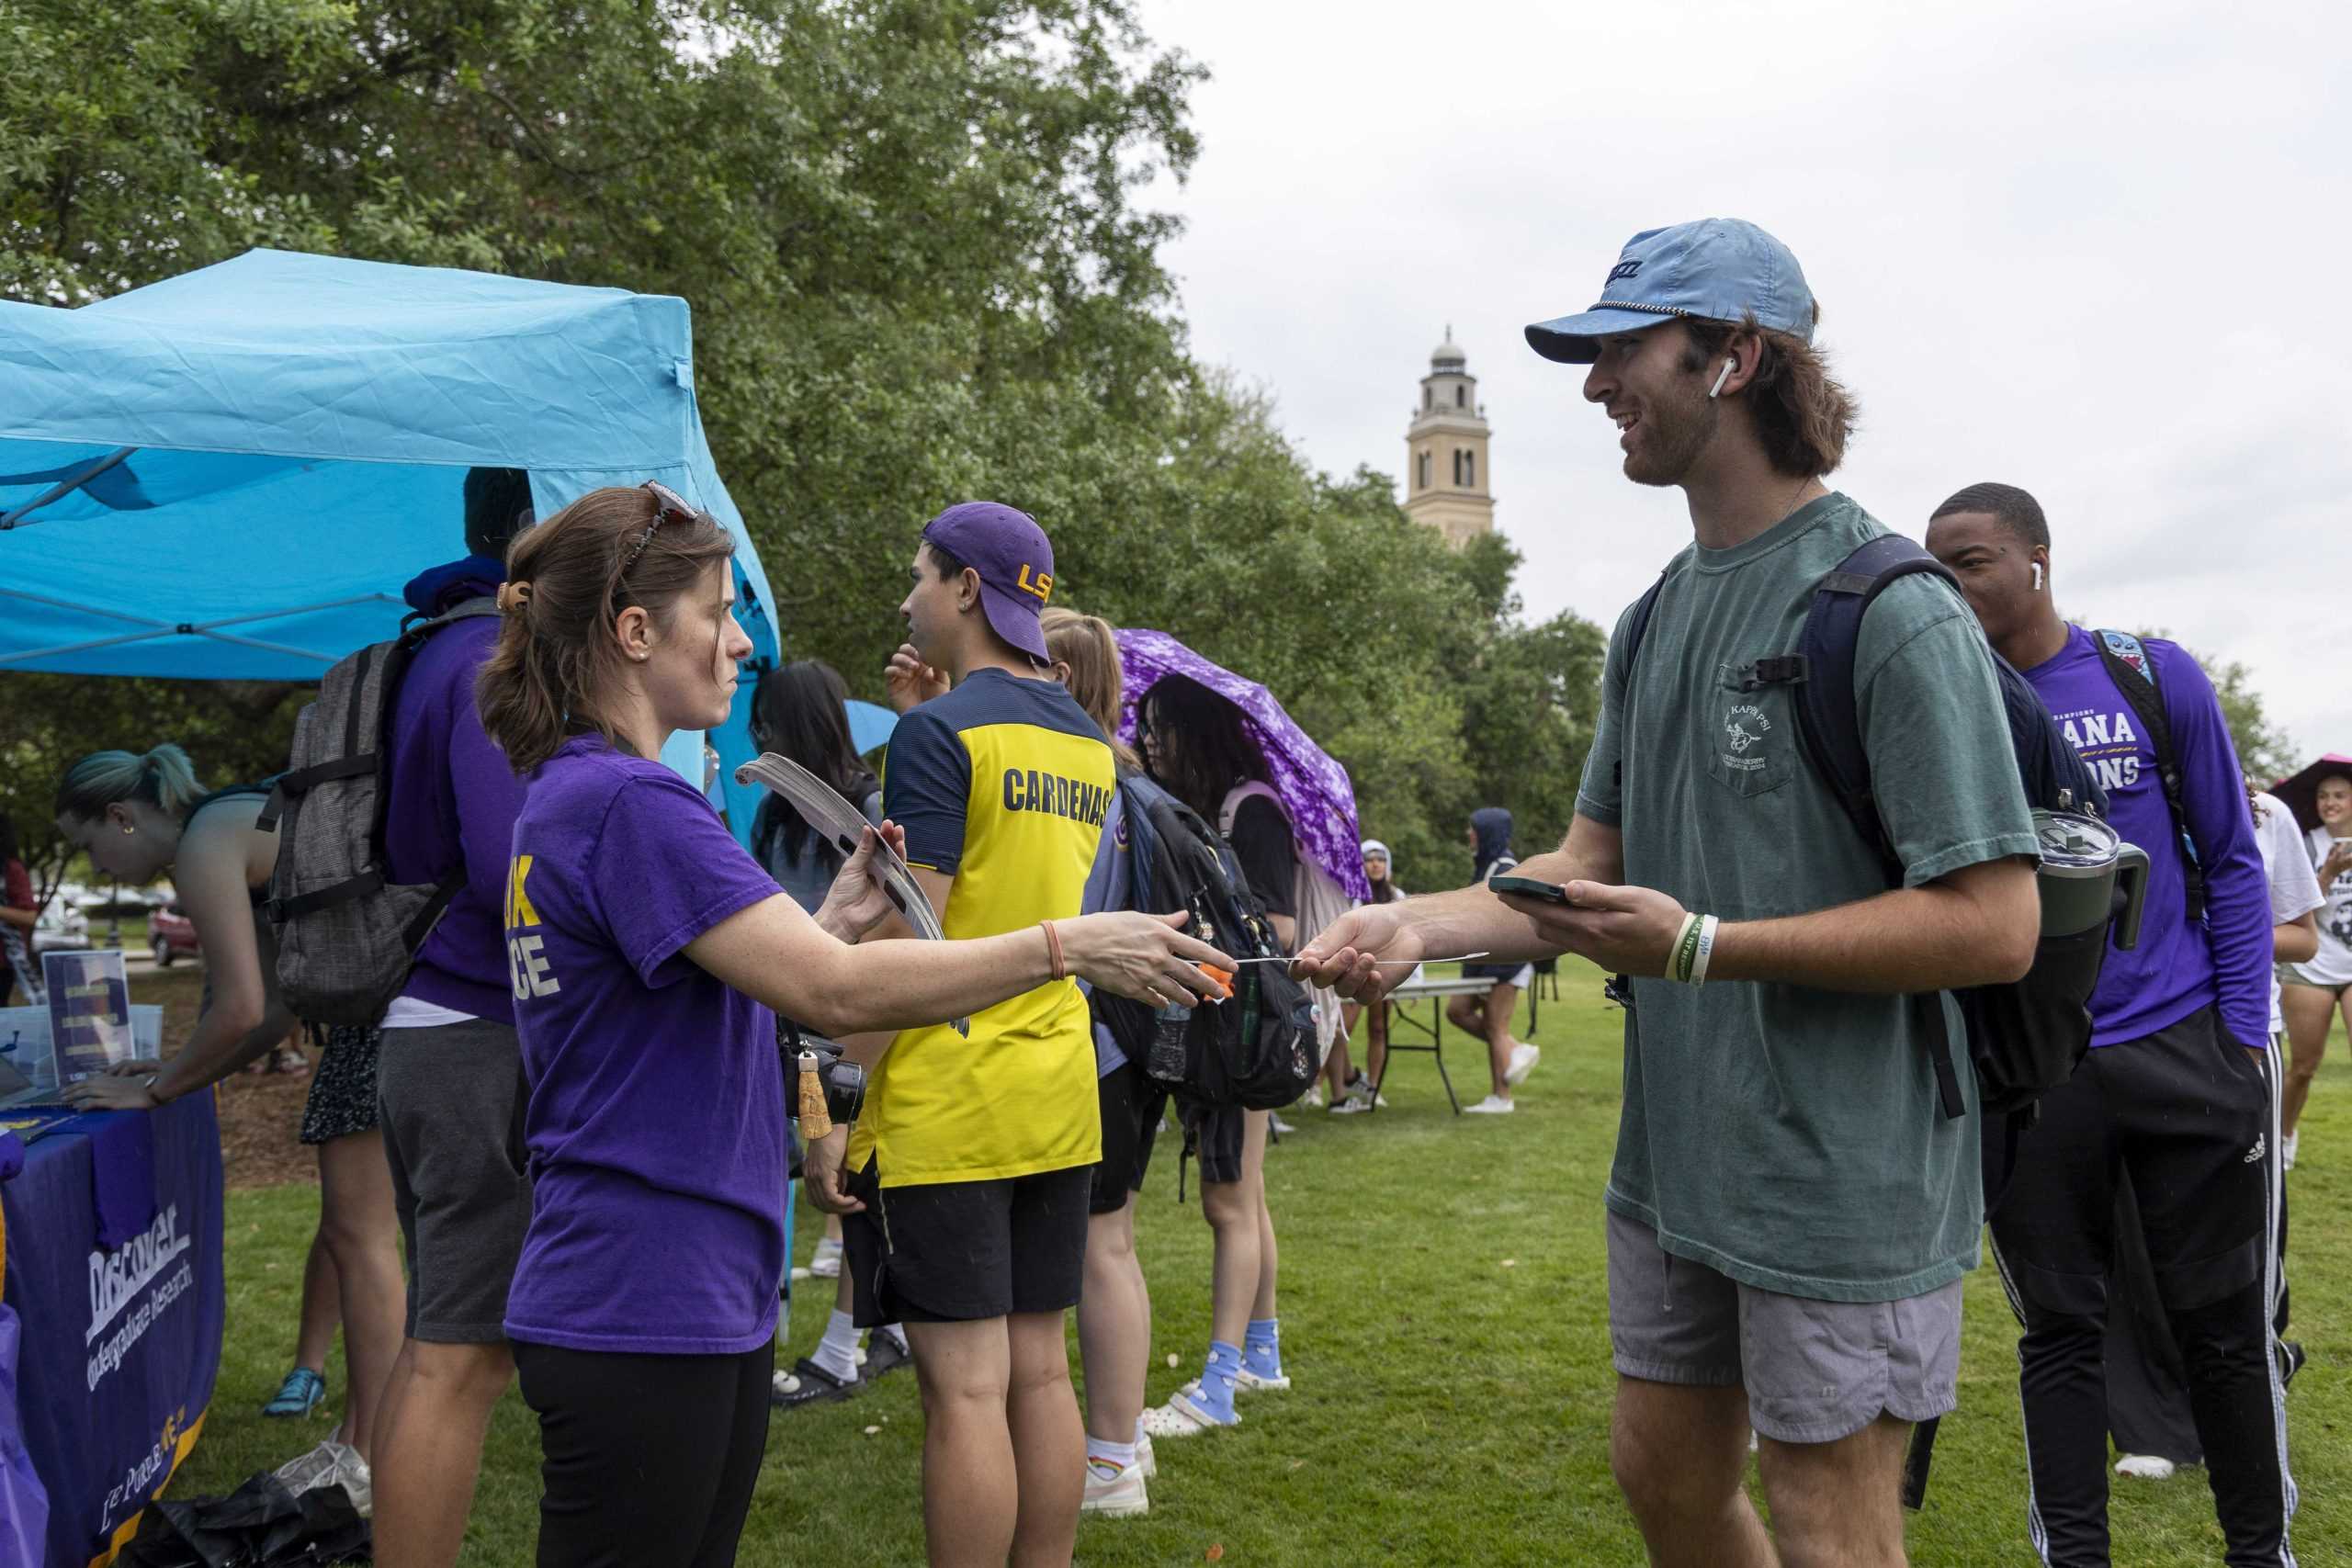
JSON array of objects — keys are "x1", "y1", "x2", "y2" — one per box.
[
  {"x1": 0, "y1": 248, "x2": 781, "y2": 839},
  {"x1": 844, "y1": 698, "x2": 899, "y2": 757}
]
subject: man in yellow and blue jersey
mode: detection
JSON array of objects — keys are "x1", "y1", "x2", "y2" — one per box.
[{"x1": 829, "y1": 501, "x2": 1114, "y2": 1567}]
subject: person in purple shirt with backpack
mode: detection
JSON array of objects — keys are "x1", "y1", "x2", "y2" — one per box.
[
  {"x1": 1928, "y1": 482, "x2": 2291, "y2": 1568},
  {"x1": 368, "y1": 467, "x2": 538, "y2": 1568},
  {"x1": 470, "y1": 483, "x2": 1227, "y2": 1568}
]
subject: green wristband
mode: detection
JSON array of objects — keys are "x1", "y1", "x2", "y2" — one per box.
[{"x1": 1670, "y1": 912, "x2": 1703, "y2": 983}]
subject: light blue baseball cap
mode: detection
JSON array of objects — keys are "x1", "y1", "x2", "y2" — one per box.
[{"x1": 1524, "y1": 219, "x2": 1816, "y2": 365}]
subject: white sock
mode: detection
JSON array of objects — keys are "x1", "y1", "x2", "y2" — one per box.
[
  {"x1": 1086, "y1": 1436, "x2": 1137, "y2": 1480},
  {"x1": 879, "y1": 1323, "x2": 909, "y2": 1354},
  {"x1": 1134, "y1": 1416, "x2": 1148, "y2": 1446},
  {"x1": 812, "y1": 1308, "x2": 862, "y2": 1382}
]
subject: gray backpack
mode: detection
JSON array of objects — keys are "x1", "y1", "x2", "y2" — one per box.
[{"x1": 259, "y1": 599, "x2": 501, "y2": 1025}]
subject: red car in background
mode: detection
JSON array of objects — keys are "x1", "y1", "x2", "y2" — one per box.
[{"x1": 151, "y1": 905, "x2": 201, "y2": 966}]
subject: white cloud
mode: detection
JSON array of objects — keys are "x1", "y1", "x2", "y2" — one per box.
[{"x1": 1137, "y1": 0, "x2": 2352, "y2": 761}]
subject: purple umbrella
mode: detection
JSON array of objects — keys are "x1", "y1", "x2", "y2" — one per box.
[
  {"x1": 1114, "y1": 628, "x2": 1372, "y2": 902},
  {"x1": 2272, "y1": 754, "x2": 2352, "y2": 836}
]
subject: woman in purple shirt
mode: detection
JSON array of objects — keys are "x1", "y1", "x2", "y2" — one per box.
[{"x1": 472, "y1": 485, "x2": 1227, "y2": 1568}]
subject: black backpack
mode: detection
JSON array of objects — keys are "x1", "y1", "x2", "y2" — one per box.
[
  {"x1": 2089, "y1": 628, "x2": 2204, "y2": 922},
  {"x1": 1094, "y1": 773, "x2": 1317, "y2": 1112},
  {"x1": 1618, "y1": 533, "x2": 2113, "y2": 1128},
  {"x1": 258, "y1": 599, "x2": 501, "y2": 1025}
]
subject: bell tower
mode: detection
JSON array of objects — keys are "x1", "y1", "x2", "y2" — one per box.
[{"x1": 1403, "y1": 329, "x2": 1494, "y2": 547}]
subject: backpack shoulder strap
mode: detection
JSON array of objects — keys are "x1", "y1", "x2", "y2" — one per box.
[
  {"x1": 1618, "y1": 570, "x2": 1669, "y2": 673},
  {"x1": 1611, "y1": 570, "x2": 1672, "y2": 796},
  {"x1": 400, "y1": 594, "x2": 502, "y2": 643},
  {"x1": 1781, "y1": 533, "x2": 1962, "y2": 873},
  {"x1": 2093, "y1": 630, "x2": 2203, "y2": 919},
  {"x1": 1785, "y1": 535, "x2": 1968, "y2": 1123},
  {"x1": 1216, "y1": 780, "x2": 1283, "y2": 840}
]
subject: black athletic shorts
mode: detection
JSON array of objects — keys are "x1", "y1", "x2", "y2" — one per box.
[
  {"x1": 1181, "y1": 1099, "x2": 1246, "y2": 1187},
  {"x1": 843, "y1": 1156, "x2": 1089, "y2": 1326},
  {"x1": 1090, "y1": 1062, "x2": 1162, "y2": 1213}
]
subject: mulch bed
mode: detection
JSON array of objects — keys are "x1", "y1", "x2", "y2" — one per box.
[{"x1": 130, "y1": 966, "x2": 321, "y2": 1190}]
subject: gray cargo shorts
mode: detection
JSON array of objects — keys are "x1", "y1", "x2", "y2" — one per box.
[
  {"x1": 378, "y1": 1017, "x2": 532, "y2": 1343},
  {"x1": 1605, "y1": 1208, "x2": 1962, "y2": 1444}
]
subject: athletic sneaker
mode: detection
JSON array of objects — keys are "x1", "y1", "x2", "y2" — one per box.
[
  {"x1": 2115, "y1": 1454, "x2": 2177, "y2": 1480},
  {"x1": 1270, "y1": 1113, "x2": 1297, "y2": 1135},
  {"x1": 1343, "y1": 1074, "x2": 1386, "y2": 1109},
  {"x1": 2282, "y1": 1130, "x2": 2299, "y2": 1171},
  {"x1": 1505, "y1": 1043, "x2": 1541, "y2": 1086},
  {"x1": 1329, "y1": 1097, "x2": 1374, "y2": 1116},
  {"x1": 809, "y1": 1236, "x2": 844, "y2": 1279},
  {"x1": 1464, "y1": 1094, "x2": 1515, "y2": 1114},
  {"x1": 1080, "y1": 1462, "x2": 1149, "y2": 1517},
  {"x1": 261, "y1": 1367, "x2": 325, "y2": 1418},
  {"x1": 272, "y1": 1438, "x2": 343, "y2": 1491},
  {"x1": 1301, "y1": 1087, "x2": 1325, "y2": 1110},
  {"x1": 274, "y1": 1438, "x2": 371, "y2": 1517},
  {"x1": 335, "y1": 1449, "x2": 374, "y2": 1518},
  {"x1": 772, "y1": 1356, "x2": 858, "y2": 1411}
]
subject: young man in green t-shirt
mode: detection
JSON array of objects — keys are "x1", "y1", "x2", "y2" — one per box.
[{"x1": 1297, "y1": 220, "x2": 2041, "y2": 1566}]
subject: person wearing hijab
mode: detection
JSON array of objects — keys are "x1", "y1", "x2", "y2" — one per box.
[{"x1": 1453, "y1": 808, "x2": 1540, "y2": 1113}]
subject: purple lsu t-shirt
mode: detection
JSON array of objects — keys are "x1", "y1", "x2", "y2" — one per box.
[
  {"x1": 2019, "y1": 626, "x2": 2271, "y2": 1051},
  {"x1": 503, "y1": 735, "x2": 786, "y2": 1354}
]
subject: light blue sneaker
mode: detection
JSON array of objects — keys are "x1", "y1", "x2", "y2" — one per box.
[{"x1": 262, "y1": 1367, "x2": 325, "y2": 1418}]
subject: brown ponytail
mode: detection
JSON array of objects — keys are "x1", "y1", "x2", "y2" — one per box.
[
  {"x1": 476, "y1": 485, "x2": 735, "y2": 773},
  {"x1": 1041, "y1": 606, "x2": 1139, "y2": 771}
]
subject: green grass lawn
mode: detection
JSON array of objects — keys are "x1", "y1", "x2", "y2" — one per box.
[{"x1": 172, "y1": 961, "x2": 2350, "y2": 1564}]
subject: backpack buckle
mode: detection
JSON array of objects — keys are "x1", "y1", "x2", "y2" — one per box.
[{"x1": 1737, "y1": 655, "x2": 1808, "y2": 691}]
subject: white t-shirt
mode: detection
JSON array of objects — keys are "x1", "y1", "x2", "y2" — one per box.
[
  {"x1": 2252, "y1": 795, "x2": 2326, "y2": 1032},
  {"x1": 379, "y1": 994, "x2": 478, "y2": 1030},
  {"x1": 2292, "y1": 824, "x2": 2352, "y2": 988}
]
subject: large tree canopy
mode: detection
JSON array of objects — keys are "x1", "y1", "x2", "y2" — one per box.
[{"x1": 1, "y1": 0, "x2": 1600, "y2": 883}]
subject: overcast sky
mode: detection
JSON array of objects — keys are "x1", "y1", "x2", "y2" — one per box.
[{"x1": 1136, "y1": 0, "x2": 2350, "y2": 764}]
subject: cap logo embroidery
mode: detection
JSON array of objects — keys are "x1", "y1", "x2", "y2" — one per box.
[
  {"x1": 1606, "y1": 259, "x2": 1643, "y2": 284},
  {"x1": 1016, "y1": 564, "x2": 1054, "y2": 603}
]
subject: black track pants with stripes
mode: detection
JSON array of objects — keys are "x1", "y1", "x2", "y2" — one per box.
[{"x1": 1987, "y1": 1005, "x2": 2295, "y2": 1568}]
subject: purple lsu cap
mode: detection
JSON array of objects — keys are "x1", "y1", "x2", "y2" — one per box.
[{"x1": 921, "y1": 501, "x2": 1056, "y2": 662}]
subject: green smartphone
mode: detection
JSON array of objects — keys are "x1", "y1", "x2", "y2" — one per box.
[{"x1": 1488, "y1": 873, "x2": 1571, "y2": 906}]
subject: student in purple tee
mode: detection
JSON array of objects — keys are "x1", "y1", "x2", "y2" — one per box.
[
  {"x1": 1928, "y1": 482, "x2": 2291, "y2": 1568},
  {"x1": 471, "y1": 484, "x2": 1228, "y2": 1568},
  {"x1": 369, "y1": 466, "x2": 539, "y2": 1568}
]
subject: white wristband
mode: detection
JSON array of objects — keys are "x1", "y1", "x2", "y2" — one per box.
[{"x1": 1688, "y1": 916, "x2": 1720, "y2": 987}]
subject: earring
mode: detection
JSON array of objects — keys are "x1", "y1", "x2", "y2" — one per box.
[{"x1": 122, "y1": 824, "x2": 135, "y2": 835}]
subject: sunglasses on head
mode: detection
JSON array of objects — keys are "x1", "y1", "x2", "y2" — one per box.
[{"x1": 622, "y1": 481, "x2": 702, "y2": 573}]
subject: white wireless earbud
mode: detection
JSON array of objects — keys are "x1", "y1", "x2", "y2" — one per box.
[
  {"x1": 1708, "y1": 358, "x2": 1736, "y2": 399},
  {"x1": 2031, "y1": 562, "x2": 2045, "y2": 591}
]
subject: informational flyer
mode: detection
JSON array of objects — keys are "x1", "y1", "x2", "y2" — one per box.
[{"x1": 44, "y1": 949, "x2": 133, "y2": 1082}]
